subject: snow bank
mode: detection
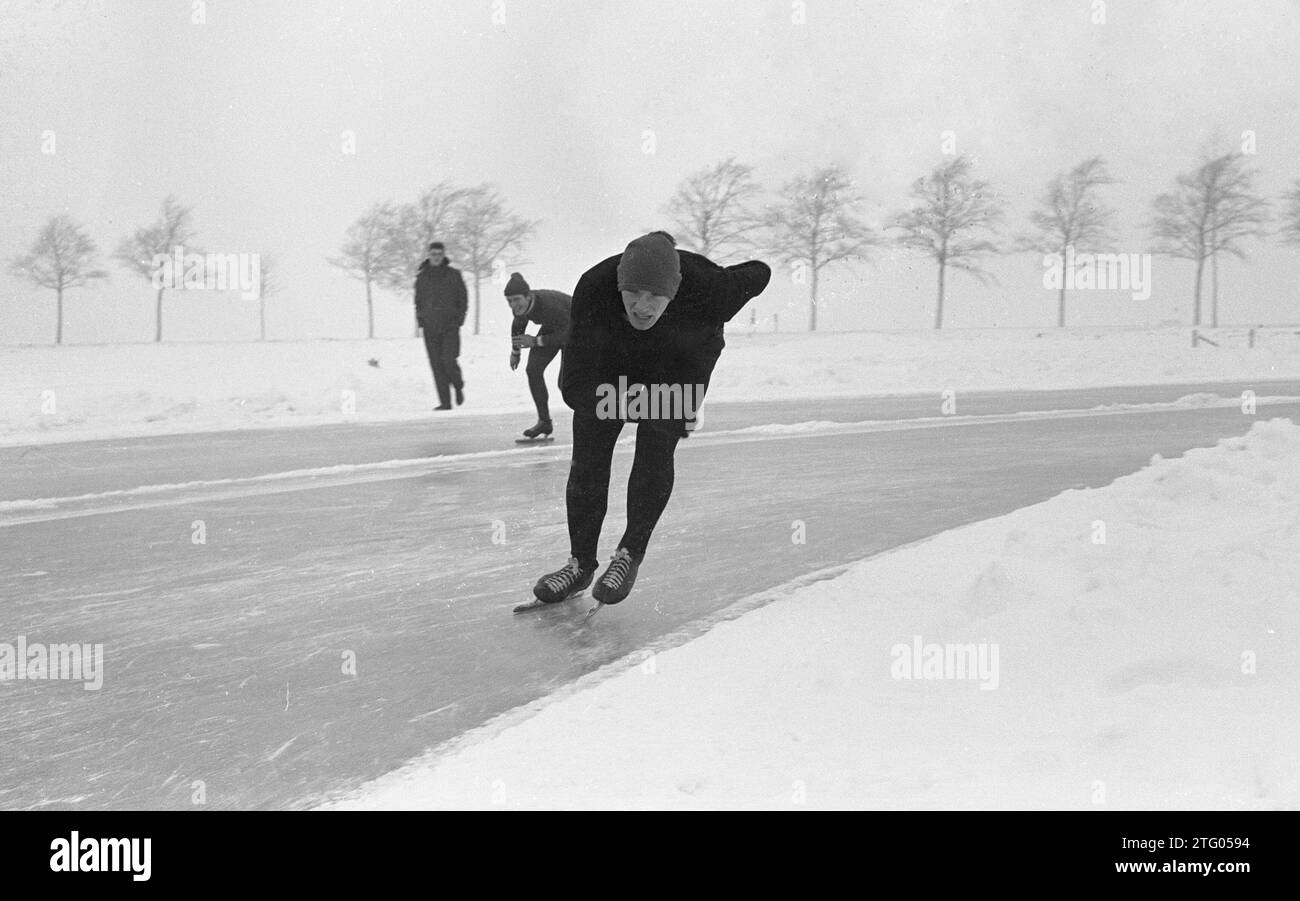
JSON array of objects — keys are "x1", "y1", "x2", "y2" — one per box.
[
  {"x1": 322, "y1": 418, "x2": 1300, "y2": 810},
  {"x1": 4, "y1": 326, "x2": 1300, "y2": 446}
]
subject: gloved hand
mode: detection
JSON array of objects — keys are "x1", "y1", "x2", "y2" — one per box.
[
  {"x1": 512, "y1": 334, "x2": 538, "y2": 349},
  {"x1": 510, "y1": 349, "x2": 521, "y2": 371}
]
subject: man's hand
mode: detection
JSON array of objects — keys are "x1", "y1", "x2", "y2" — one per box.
[
  {"x1": 510, "y1": 349, "x2": 521, "y2": 371},
  {"x1": 512, "y1": 334, "x2": 538, "y2": 349}
]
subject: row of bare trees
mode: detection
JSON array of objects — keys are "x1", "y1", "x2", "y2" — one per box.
[
  {"x1": 11, "y1": 154, "x2": 1300, "y2": 344},
  {"x1": 659, "y1": 152, "x2": 1295, "y2": 330},
  {"x1": 9, "y1": 197, "x2": 280, "y2": 343},
  {"x1": 328, "y1": 182, "x2": 537, "y2": 338}
]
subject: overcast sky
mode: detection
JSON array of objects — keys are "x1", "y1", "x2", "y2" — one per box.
[{"x1": 3, "y1": 0, "x2": 1300, "y2": 344}]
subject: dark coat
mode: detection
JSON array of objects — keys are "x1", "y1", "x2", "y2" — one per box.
[
  {"x1": 511, "y1": 289, "x2": 573, "y2": 348},
  {"x1": 560, "y1": 250, "x2": 771, "y2": 419},
  {"x1": 414, "y1": 259, "x2": 468, "y2": 332}
]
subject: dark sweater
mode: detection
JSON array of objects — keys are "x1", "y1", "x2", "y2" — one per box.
[
  {"x1": 414, "y1": 259, "x2": 468, "y2": 332},
  {"x1": 560, "y1": 250, "x2": 771, "y2": 417},
  {"x1": 510, "y1": 289, "x2": 573, "y2": 347}
]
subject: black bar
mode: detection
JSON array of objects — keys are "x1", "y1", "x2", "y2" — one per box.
[{"x1": 2, "y1": 811, "x2": 1288, "y2": 888}]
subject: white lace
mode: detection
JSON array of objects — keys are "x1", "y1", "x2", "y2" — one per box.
[
  {"x1": 601, "y1": 550, "x2": 634, "y2": 590},
  {"x1": 542, "y1": 557, "x2": 582, "y2": 592}
]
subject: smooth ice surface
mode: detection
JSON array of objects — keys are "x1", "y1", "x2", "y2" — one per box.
[
  {"x1": 326, "y1": 418, "x2": 1300, "y2": 810},
  {"x1": 5, "y1": 385, "x2": 1294, "y2": 808}
]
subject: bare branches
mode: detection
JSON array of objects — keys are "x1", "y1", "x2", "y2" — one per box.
[
  {"x1": 381, "y1": 183, "x2": 467, "y2": 293},
  {"x1": 662, "y1": 157, "x2": 764, "y2": 260},
  {"x1": 329, "y1": 202, "x2": 402, "y2": 284},
  {"x1": 889, "y1": 156, "x2": 1003, "y2": 328},
  {"x1": 1149, "y1": 152, "x2": 1270, "y2": 324},
  {"x1": 330, "y1": 202, "x2": 404, "y2": 338},
  {"x1": 113, "y1": 196, "x2": 198, "y2": 278},
  {"x1": 447, "y1": 184, "x2": 538, "y2": 335},
  {"x1": 1150, "y1": 153, "x2": 1270, "y2": 261},
  {"x1": 11, "y1": 214, "x2": 107, "y2": 292},
  {"x1": 112, "y1": 196, "x2": 199, "y2": 342},
  {"x1": 762, "y1": 164, "x2": 878, "y2": 330},
  {"x1": 450, "y1": 184, "x2": 538, "y2": 283},
  {"x1": 1025, "y1": 156, "x2": 1118, "y2": 255},
  {"x1": 10, "y1": 214, "x2": 107, "y2": 344},
  {"x1": 1021, "y1": 156, "x2": 1118, "y2": 325},
  {"x1": 1282, "y1": 180, "x2": 1300, "y2": 247}
]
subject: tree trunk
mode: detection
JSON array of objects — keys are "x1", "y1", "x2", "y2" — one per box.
[
  {"x1": 1210, "y1": 223, "x2": 1220, "y2": 328},
  {"x1": 155, "y1": 287, "x2": 165, "y2": 342},
  {"x1": 259, "y1": 298, "x2": 266, "y2": 341},
  {"x1": 1058, "y1": 249, "x2": 1068, "y2": 327},
  {"x1": 1192, "y1": 256, "x2": 1204, "y2": 327},
  {"x1": 365, "y1": 278, "x2": 374, "y2": 339},
  {"x1": 1211, "y1": 250, "x2": 1220, "y2": 328},
  {"x1": 473, "y1": 274, "x2": 482, "y2": 336},
  {"x1": 809, "y1": 265, "x2": 818, "y2": 332},
  {"x1": 935, "y1": 260, "x2": 946, "y2": 329},
  {"x1": 56, "y1": 285, "x2": 64, "y2": 345}
]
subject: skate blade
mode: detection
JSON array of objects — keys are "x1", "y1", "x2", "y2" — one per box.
[
  {"x1": 512, "y1": 589, "x2": 584, "y2": 614},
  {"x1": 515, "y1": 436, "x2": 555, "y2": 445},
  {"x1": 583, "y1": 602, "x2": 605, "y2": 622}
]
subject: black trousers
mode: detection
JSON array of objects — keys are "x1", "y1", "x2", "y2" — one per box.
[
  {"x1": 421, "y1": 328, "x2": 463, "y2": 406},
  {"x1": 525, "y1": 344, "x2": 561, "y2": 421},
  {"x1": 567, "y1": 412, "x2": 682, "y2": 566}
]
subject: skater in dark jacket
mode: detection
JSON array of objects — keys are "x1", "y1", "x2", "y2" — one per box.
[
  {"x1": 505, "y1": 272, "x2": 572, "y2": 439},
  {"x1": 414, "y1": 241, "x2": 468, "y2": 410},
  {"x1": 531, "y1": 231, "x2": 771, "y2": 607}
]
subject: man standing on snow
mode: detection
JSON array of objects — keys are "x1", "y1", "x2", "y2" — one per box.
[
  {"x1": 414, "y1": 241, "x2": 468, "y2": 410},
  {"x1": 505, "y1": 272, "x2": 572, "y2": 440},
  {"x1": 530, "y1": 231, "x2": 771, "y2": 608}
]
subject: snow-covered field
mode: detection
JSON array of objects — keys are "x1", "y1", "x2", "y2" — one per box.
[
  {"x1": 323, "y1": 418, "x2": 1300, "y2": 810},
  {"x1": 4, "y1": 326, "x2": 1300, "y2": 446}
]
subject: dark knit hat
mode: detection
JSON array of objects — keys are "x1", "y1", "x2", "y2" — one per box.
[
  {"x1": 617, "y1": 231, "x2": 681, "y2": 299},
  {"x1": 504, "y1": 272, "x2": 530, "y2": 296}
]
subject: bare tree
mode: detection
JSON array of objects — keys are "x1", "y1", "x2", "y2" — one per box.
[
  {"x1": 1023, "y1": 157, "x2": 1118, "y2": 327},
  {"x1": 10, "y1": 214, "x2": 108, "y2": 345},
  {"x1": 662, "y1": 157, "x2": 763, "y2": 260},
  {"x1": 329, "y1": 203, "x2": 402, "y2": 339},
  {"x1": 762, "y1": 164, "x2": 877, "y2": 331},
  {"x1": 890, "y1": 156, "x2": 1003, "y2": 330},
  {"x1": 1280, "y1": 180, "x2": 1300, "y2": 248},
  {"x1": 113, "y1": 196, "x2": 199, "y2": 342},
  {"x1": 448, "y1": 184, "x2": 538, "y2": 335},
  {"x1": 1150, "y1": 152, "x2": 1270, "y2": 327}
]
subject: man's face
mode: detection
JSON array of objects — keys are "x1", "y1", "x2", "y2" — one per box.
[
  {"x1": 620, "y1": 289, "x2": 672, "y2": 330},
  {"x1": 427, "y1": 247, "x2": 444, "y2": 264},
  {"x1": 506, "y1": 293, "x2": 531, "y2": 316}
]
